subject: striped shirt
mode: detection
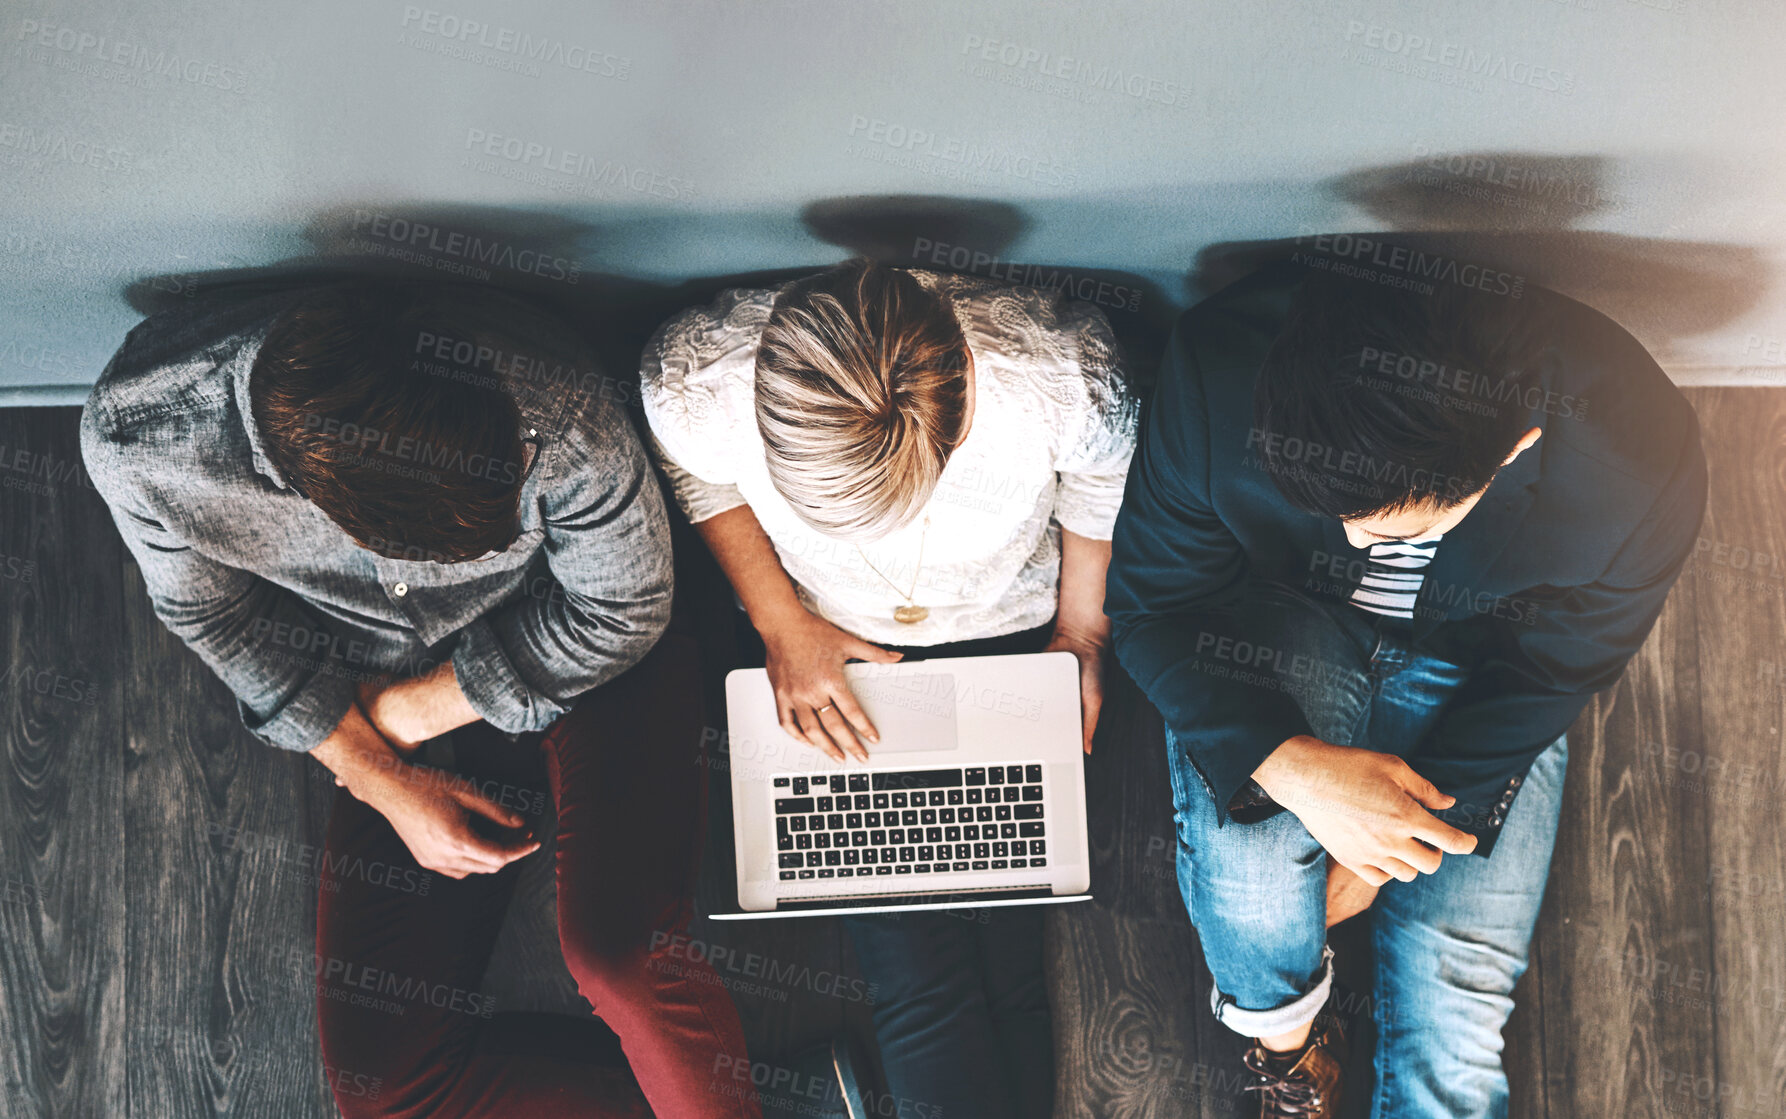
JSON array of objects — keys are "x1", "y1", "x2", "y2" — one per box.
[{"x1": 1349, "y1": 536, "x2": 1443, "y2": 620}]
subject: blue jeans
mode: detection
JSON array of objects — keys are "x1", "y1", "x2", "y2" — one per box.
[
  {"x1": 843, "y1": 907, "x2": 1053, "y2": 1119},
  {"x1": 1165, "y1": 583, "x2": 1567, "y2": 1119}
]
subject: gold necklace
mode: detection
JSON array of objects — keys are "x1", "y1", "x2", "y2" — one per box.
[{"x1": 854, "y1": 515, "x2": 931, "y2": 624}]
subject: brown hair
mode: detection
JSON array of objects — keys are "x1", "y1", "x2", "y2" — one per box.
[
  {"x1": 754, "y1": 260, "x2": 971, "y2": 541},
  {"x1": 250, "y1": 284, "x2": 526, "y2": 562}
]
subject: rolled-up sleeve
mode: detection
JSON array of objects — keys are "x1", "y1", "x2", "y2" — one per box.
[
  {"x1": 81, "y1": 416, "x2": 356, "y2": 751},
  {"x1": 1053, "y1": 302, "x2": 1139, "y2": 540},
  {"x1": 452, "y1": 397, "x2": 674, "y2": 733}
]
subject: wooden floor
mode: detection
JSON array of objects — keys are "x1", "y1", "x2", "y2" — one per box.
[{"x1": 3, "y1": 392, "x2": 1783, "y2": 1118}]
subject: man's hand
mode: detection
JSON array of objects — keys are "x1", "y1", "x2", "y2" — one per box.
[
  {"x1": 311, "y1": 701, "x2": 538, "y2": 878},
  {"x1": 1253, "y1": 736, "x2": 1477, "y2": 886},
  {"x1": 761, "y1": 606, "x2": 903, "y2": 763},
  {"x1": 1044, "y1": 624, "x2": 1107, "y2": 754},
  {"x1": 357, "y1": 661, "x2": 479, "y2": 753},
  {"x1": 349, "y1": 757, "x2": 540, "y2": 879},
  {"x1": 1325, "y1": 859, "x2": 1380, "y2": 927}
]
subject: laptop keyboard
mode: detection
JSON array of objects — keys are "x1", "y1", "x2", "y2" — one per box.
[{"x1": 772, "y1": 763, "x2": 1049, "y2": 882}]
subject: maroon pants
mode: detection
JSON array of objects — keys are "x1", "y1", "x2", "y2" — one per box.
[{"x1": 315, "y1": 634, "x2": 761, "y2": 1119}]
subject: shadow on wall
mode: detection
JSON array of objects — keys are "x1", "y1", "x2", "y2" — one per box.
[
  {"x1": 120, "y1": 152, "x2": 1769, "y2": 399},
  {"x1": 799, "y1": 195, "x2": 1173, "y2": 374},
  {"x1": 1187, "y1": 152, "x2": 1768, "y2": 372},
  {"x1": 122, "y1": 194, "x2": 1172, "y2": 391}
]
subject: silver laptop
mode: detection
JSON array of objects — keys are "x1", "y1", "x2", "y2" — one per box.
[{"x1": 712, "y1": 651, "x2": 1093, "y2": 919}]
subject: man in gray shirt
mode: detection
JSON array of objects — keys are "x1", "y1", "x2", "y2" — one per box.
[{"x1": 81, "y1": 282, "x2": 761, "y2": 1119}]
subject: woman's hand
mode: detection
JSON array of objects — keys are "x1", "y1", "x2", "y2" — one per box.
[
  {"x1": 761, "y1": 607, "x2": 903, "y2": 763},
  {"x1": 1045, "y1": 625, "x2": 1108, "y2": 754}
]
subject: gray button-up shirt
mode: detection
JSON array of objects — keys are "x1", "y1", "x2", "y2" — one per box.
[{"x1": 80, "y1": 285, "x2": 673, "y2": 751}]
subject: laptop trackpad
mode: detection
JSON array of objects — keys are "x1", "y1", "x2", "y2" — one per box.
[{"x1": 851, "y1": 673, "x2": 958, "y2": 753}]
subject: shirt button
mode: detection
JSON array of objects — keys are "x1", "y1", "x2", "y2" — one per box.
[
  {"x1": 393, "y1": 582, "x2": 409, "y2": 597},
  {"x1": 1490, "y1": 812, "x2": 1504, "y2": 827}
]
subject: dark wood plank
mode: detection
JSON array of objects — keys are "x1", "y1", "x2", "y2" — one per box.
[
  {"x1": 0, "y1": 407, "x2": 129, "y2": 1119},
  {"x1": 1680, "y1": 388, "x2": 1786, "y2": 1115},
  {"x1": 1503, "y1": 926, "x2": 1551, "y2": 1119},
  {"x1": 118, "y1": 534, "x2": 338, "y2": 1117},
  {"x1": 1525, "y1": 468, "x2": 1717, "y2": 1115},
  {"x1": 1051, "y1": 905, "x2": 1226, "y2": 1119}
]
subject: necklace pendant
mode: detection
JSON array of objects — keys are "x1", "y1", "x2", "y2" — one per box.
[{"x1": 893, "y1": 604, "x2": 929, "y2": 625}]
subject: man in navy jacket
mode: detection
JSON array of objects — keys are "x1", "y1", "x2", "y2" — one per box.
[{"x1": 1108, "y1": 256, "x2": 1705, "y2": 1118}]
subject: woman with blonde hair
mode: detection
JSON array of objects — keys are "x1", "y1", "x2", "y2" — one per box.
[{"x1": 642, "y1": 257, "x2": 1137, "y2": 1118}]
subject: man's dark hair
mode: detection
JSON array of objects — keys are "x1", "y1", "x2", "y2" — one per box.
[
  {"x1": 251, "y1": 283, "x2": 526, "y2": 562},
  {"x1": 1252, "y1": 269, "x2": 1547, "y2": 519}
]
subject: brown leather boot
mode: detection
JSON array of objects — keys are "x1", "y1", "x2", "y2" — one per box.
[{"x1": 1240, "y1": 1002, "x2": 1347, "y2": 1118}]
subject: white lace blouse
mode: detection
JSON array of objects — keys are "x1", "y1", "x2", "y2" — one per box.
[{"x1": 639, "y1": 271, "x2": 1139, "y2": 646}]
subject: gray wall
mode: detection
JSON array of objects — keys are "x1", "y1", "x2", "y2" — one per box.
[{"x1": 4, "y1": 0, "x2": 1785, "y2": 405}]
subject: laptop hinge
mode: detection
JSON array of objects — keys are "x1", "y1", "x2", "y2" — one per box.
[{"x1": 775, "y1": 886, "x2": 1055, "y2": 911}]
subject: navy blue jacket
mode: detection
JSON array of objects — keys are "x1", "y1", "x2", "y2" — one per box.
[{"x1": 1107, "y1": 261, "x2": 1706, "y2": 856}]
